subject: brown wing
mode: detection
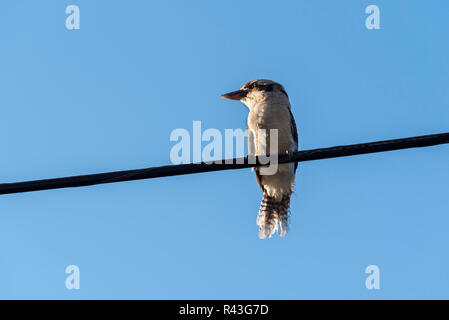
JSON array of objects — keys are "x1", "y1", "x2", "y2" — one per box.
[{"x1": 288, "y1": 108, "x2": 299, "y2": 172}]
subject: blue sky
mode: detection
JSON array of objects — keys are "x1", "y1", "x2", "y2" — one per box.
[{"x1": 1, "y1": 0, "x2": 449, "y2": 299}]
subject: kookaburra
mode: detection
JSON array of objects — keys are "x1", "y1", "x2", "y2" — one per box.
[{"x1": 222, "y1": 79, "x2": 298, "y2": 238}]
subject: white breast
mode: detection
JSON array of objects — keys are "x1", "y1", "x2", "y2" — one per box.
[
  {"x1": 246, "y1": 99, "x2": 297, "y2": 201},
  {"x1": 247, "y1": 100, "x2": 297, "y2": 156}
]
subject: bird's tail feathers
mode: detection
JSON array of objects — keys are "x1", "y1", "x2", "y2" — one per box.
[{"x1": 256, "y1": 193, "x2": 291, "y2": 239}]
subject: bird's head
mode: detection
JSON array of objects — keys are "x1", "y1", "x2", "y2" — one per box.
[{"x1": 221, "y1": 79, "x2": 289, "y2": 108}]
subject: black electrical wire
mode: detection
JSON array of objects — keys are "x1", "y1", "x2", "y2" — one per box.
[{"x1": 1, "y1": 132, "x2": 448, "y2": 195}]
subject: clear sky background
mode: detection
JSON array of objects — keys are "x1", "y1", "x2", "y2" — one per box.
[{"x1": 0, "y1": 1, "x2": 448, "y2": 299}]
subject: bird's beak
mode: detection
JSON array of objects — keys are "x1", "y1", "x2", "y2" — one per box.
[{"x1": 221, "y1": 89, "x2": 247, "y2": 101}]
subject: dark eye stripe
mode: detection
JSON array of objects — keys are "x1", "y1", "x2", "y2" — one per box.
[
  {"x1": 243, "y1": 81, "x2": 256, "y2": 89},
  {"x1": 244, "y1": 81, "x2": 289, "y2": 98},
  {"x1": 254, "y1": 83, "x2": 272, "y2": 91}
]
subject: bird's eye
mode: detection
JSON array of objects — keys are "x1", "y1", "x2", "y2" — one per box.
[{"x1": 247, "y1": 83, "x2": 254, "y2": 90}]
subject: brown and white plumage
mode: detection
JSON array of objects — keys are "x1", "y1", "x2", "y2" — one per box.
[{"x1": 222, "y1": 79, "x2": 298, "y2": 238}]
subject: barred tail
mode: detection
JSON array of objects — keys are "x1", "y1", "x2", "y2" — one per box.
[{"x1": 256, "y1": 193, "x2": 291, "y2": 239}]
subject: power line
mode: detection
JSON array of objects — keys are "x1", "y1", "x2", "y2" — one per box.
[{"x1": 1, "y1": 132, "x2": 448, "y2": 195}]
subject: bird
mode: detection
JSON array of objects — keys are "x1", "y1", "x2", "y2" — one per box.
[{"x1": 221, "y1": 79, "x2": 298, "y2": 238}]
